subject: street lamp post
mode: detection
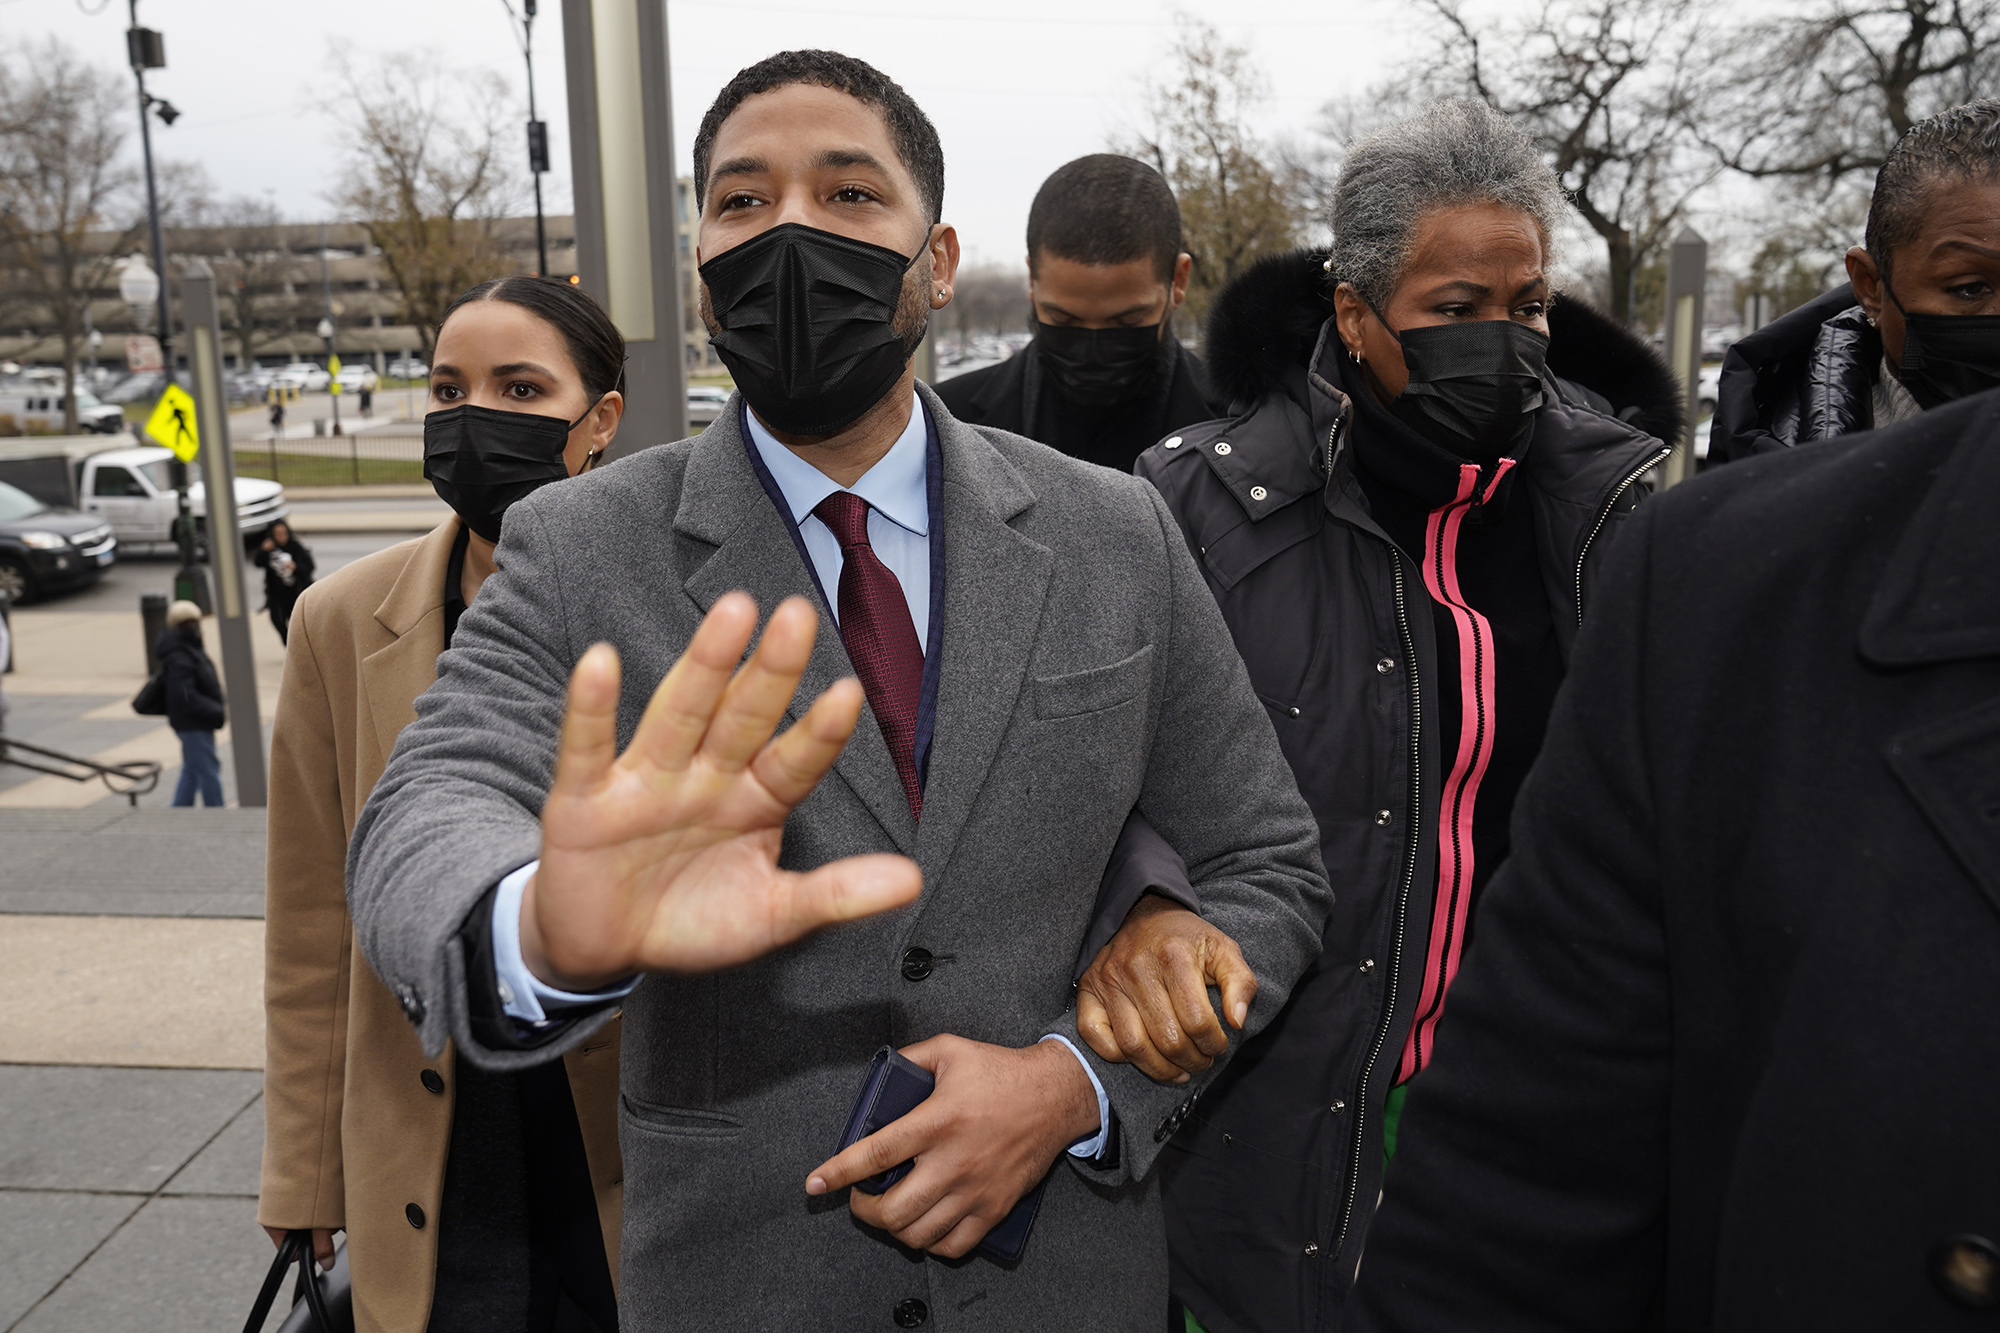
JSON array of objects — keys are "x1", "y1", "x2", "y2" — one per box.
[
  {"x1": 121, "y1": 254, "x2": 205, "y2": 608},
  {"x1": 507, "y1": 0, "x2": 551, "y2": 276},
  {"x1": 124, "y1": 4, "x2": 201, "y2": 604},
  {"x1": 317, "y1": 316, "x2": 341, "y2": 437}
]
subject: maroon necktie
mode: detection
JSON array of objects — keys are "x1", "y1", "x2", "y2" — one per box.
[{"x1": 812, "y1": 491, "x2": 924, "y2": 816}]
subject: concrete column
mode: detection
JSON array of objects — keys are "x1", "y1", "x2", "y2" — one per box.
[
  {"x1": 179, "y1": 259, "x2": 267, "y2": 806},
  {"x1": 562, "y1": 0, "x2": 689, "y2": 459},
  {"x1": 1659, "y1": 226, "x2": 1708, "y2": 489}
]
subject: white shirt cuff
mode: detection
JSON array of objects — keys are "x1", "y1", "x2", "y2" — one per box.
[
  {"x1": 492, "y1": 860, "x2": 639, "y2": 1022},
  {"x1": 1040, "y1": 1033, "x2": 1113, "y2": 1160}
]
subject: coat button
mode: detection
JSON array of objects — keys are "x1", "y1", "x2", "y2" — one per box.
[
  {"x1": 1304, "y1": 1241, "x2": 1320, "y2": 1255},
  {"x1": 1374, "y1": 809, "x2": 1393, "y2": 827},
  {"x1": 1932, "y1": 1235, "x2": 2000, "y2": 1309},
  {"x1": 1358, "y1": 959, "x2": 1375, "y2": 974},
  {"x1": 1250, "y1": 485, "x2": 1268, "y2": 501},
  {"x1": 900, "y1": 948, "x2": 934, "y2": 982},
  {"x1": 1330, "y1": 1100, "x2": 1346, "y2": 1113},
  {"x1": 892, "y1": 1297, "x2": 929, "y2": 1327},
  {"x1": 1213, "y1": 440, "x2": 1232, "y2": 455},
  {"x1": 420, "y1": 1069, "x2": 445, "y2": 1095},
  {"x1": 1376, "y1": 657, "x2": 1396, "y2": 674},
  {"x1": 1164, "y1": 435, "x2": 1184, "y2": 449},
  {"x1": 395, "y1": 983, "x2": 425, "y2": 1024},
  {"x1": 405, "y1": 1203, "x2": 426, "y2": 1230},
  {"x1": 1287, "y1": 706, "x2": 1301, "y2": 718}
]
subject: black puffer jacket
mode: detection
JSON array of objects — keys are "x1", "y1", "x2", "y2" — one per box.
[
  {"x1": 1133, "y1": 250, "x2": 1678, "y2": 1333},
  {"x1": 1713, "y1": 282, "x2": 1880, "y2": 462},
  {"x1": 154, "y1": 626, "x2": 225, "y2": 733}
]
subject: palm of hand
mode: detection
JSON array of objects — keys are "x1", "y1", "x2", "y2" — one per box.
[{"x1": 524, "y1": 592, "x2": 922, "y2": 989}]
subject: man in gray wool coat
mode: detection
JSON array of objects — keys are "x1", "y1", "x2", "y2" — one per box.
[{"x1": 346, "y1": 47, "x2": 1332, "y2": 1332}]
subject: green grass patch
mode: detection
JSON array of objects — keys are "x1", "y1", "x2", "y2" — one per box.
[{"x1": 235, "y1": 451, "x2": 427, "y2": 486}]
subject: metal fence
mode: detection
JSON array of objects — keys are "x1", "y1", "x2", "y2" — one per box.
[{"x1": 236, "y1": 426, "x2": 425, "y2": 487}]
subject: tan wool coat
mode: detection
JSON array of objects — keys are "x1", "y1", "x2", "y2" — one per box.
[{"x1": 258, "y1": 519, "x2": 622, "y2": 1333}]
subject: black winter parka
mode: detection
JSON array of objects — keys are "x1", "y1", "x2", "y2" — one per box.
[
  {"x1": 1713, "y1": 282, "x2": 1880, "y2": 461},
  {"x1": 1131, "y1": 251, "x2": 1678, "y2": 1333},
  {"x1": 154, "y1": 627, "x2": 225, "y2": 733},
  {"x1": 1350, "y1": 387, "x2": 2000, "y2": 1333}
]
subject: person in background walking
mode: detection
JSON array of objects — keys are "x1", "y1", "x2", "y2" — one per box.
[
  {"x1": 260, "y1": 275, "x2": 629, "y2": 1333},
  {"x1": 157, "y1": 599, "x2": 225, "y2": 807},
  {"x1": 269, "y1": 392, "x2": 285, "y2": 440},
  {"x1": 1713, "y1": 98, "x2": 2000, "y2": 460},
  {"x1": 253, "y1": 520, "x2": 315, "y2": 645},
  {"x1": 359, "y1": 382, "x2": 374, "y2": 418}
]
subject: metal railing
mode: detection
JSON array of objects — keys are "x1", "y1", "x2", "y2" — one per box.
[
  {"x1": 238, "y1": 425, "x2": 425, "y2": 487},
  {"x1": 0, "y1": 736, "x2": 163, "y2": 806}
]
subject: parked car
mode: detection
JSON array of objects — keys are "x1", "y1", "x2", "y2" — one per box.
[
  {"x1": 101, "y1": 370, "x2": 192, "y2": 405},
  {"x1": 0, "y1": 478, "x2": 116, "y2": 603},
  {"x1": 274, "y1": 362, "x2": 331, "y2": 392},
  {"x1": 0, "y1": 386, "x2": 126, "y2": 435},
  {"x1": 687, "y1": 383, "x2": 731, "y2": 427},
  {"x1": 334, "y1": 365, "x2": 378, "y2": 393},
  {"x1": 385, "y1": 355, "x2": 428, "y2": 380},
  {"x1": 73, "y1": 446, "x2": 288, "y2": 551}
]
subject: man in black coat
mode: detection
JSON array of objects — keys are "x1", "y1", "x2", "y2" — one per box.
[
  {"x1": 934, "y1": 154, "x2": 1217, "y2": 472},
  {"x1": 1348, "y1": 387, "x2": 2000, "y2": 1329}
]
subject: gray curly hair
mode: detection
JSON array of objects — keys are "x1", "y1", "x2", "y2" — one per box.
[{"x1": 1331, "y1": 100, "x2": 1566, "y2": 311}]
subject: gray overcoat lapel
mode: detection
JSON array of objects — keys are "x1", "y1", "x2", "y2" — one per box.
[
  {"x1": 673, "y1": 407, "x2": 918, "y2": 854},
  {"x1": 911, "y1": 384, "x2": 1054, "y2": 883}
]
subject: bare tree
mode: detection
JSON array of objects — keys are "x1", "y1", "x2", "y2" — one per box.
[
  {"x1": 945, "y1": 266, "x2": 1031, "y2": 344},
  {"x1": 1409, "y1": 0, "x2": 1719, "y2": 326},
  {"x1": 1704, "y1": 0, "x2": 2000, "y2": 187},
  {"x1": 326, "y1": 47, "x2": 524, "y2": 358},
  {"x1": 1116, "y1": 17, "x2": 1301, "y2": 323},
  {"x1": 198, "y1": 196, "x2": 299, "y2": 367},
  {"x1": 0, "y1": 38, "x2": 141, "y2": 433}
]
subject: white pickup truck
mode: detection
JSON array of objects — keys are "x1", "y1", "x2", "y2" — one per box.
[{"x1": 75, "y1": 446, "x2": 289, "y2": 550}]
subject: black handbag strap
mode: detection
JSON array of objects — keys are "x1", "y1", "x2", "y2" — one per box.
[{"x1": 243, "y1": 1231, "x2": 335, "y2": 1333}]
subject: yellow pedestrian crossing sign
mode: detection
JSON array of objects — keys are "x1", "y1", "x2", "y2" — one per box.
[
  {"x1": 144, "y1": 384, "x2": 200, "y2": 462},
  {"x1": 328, "y1": 354, "x2": 342, "y2": 381}
]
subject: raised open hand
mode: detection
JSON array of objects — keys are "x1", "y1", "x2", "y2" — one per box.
[{"x1": 519, "y1": 592, "x2": 922, "y2": 990}]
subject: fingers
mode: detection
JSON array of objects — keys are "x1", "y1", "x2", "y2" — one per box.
[
  {"x1": 1212, "y1": 939, "x2": 1260, "y2": 1030},
  {"x1": 750, "y1": 677, "x2": 865, "y2": 809},
  {"x1": 698, "y1": 597, "x2": 822, "y2": 772},
  {"x1": 625, "y1": 592, "x2": 760, "y2": 774},
  {"x1": 1106, "y1": 985, "x2": 1191, "y2": 1084},
  {"x1": 770, "y1": 854, "x2": 922, "y2": 950},
  {"x1": 1163, "y1": 945, "x2": 1231, "y2": 1060},
  {"x1": 1076, "y1": 983, "x2": 1124, "y2": 1063},
  {"x1": 312, "y1": 1227, "x2": 337, "y2": 1270},
  {"x1": 549, "y1": 642, "x2": 622, "y2": 798},
  {"x1": 806, "y1": 1112, "x2": 929, "y2": 1196}
]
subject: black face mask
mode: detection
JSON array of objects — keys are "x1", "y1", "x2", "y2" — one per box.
[
  {"x1": 700, "y1": 222, "x2": 923, "y2": 436},
  {"x1": 1386, "y1": 318, "x2": 1549, "y2": 462},
  {"x1": 1033, "y1": 319, "x2": 1167, "y2": 406},
  {"x1": 423, "y1": 403, "x2": 580, "y2": 543},
  {"x1": 1886, "y1": 282, "x2": 2000, "y2": 410}
]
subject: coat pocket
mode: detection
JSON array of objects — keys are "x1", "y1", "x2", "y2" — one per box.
[
  {"x1": 1033, "y1": 645, "x2": 1155, "y2": 719},
  {"x1": 619, "y1": 1094, "x2": 746, "y2": 1139}
]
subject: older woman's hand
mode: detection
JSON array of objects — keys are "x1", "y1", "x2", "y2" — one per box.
[{"x1": 1075, "y1": 895, "x2": 1258, "y2": 1083}]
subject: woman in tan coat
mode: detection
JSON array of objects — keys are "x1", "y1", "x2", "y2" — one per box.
[{"x1": 259, "y1": 277, "x2": 627, "y2": 1333}]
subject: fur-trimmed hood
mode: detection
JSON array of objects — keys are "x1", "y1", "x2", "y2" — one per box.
[{"x1": 1202, "y1": 248, "x2": 1685, "y2": 446}]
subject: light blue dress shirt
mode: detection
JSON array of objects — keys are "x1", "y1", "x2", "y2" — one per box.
[{"x1": 490, "y1": 394, "x2": 1109, "y2": 1158}]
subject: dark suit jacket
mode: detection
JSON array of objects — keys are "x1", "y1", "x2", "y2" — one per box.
[
  {"x1": 347, "y1": 385, "x2": 1332, "y2": 1331},
  {"x1": 1350, "y1": 389, "x2": 2000, "y2": 1329}
]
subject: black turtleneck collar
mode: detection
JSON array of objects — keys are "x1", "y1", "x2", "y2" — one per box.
[{"x1": 1331, "y1": 352, "x2": 1532, "y2": 514}]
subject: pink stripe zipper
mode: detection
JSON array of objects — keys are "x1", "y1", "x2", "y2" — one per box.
[{"x1": 1396, "y1": 458, "x2": 1515, "y2": 1083}]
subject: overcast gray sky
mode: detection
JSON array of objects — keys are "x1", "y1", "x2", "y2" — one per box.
[{"x1": 0, "y1": 0, "x2": 1420, "y2": 268}]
